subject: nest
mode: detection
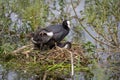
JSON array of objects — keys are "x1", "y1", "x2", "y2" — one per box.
[{"x1": 12, "y1": 43, "x2": 90, "y2": 66}]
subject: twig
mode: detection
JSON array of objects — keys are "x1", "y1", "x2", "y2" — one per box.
[
  {"x1": 22, "y1": 48, "x2": 33, "y2": 58},
  {"x1": 64, "y1": 49, "x2": 74, "y2": 80},
  {"x1": 70, "y1": 51, "x2": 74, "y2": 80},
  {"x1": 43, "y1": 71, "x2": 47, "y2": 80},
  {"x1": 12, "y1": 44, "x2": 33, "y2": 54},
  {"x1": 70, "y1": 0, "x2": 116, "y2": 48}
]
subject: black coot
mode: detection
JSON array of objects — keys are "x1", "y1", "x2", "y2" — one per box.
[{"x1": 31, "y1": 20, "x2": 71, "y2": 50}]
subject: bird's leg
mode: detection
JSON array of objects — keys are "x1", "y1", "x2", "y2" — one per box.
[
  {"x1": 40, "y1": 43, "x2": 43, "y2": 50},
  {"x1": 55, "y1": 42, "x2": 57, "y2": 47},
  {"x1": 33, "y1": 44, "x2": 40, "y2": 50}
]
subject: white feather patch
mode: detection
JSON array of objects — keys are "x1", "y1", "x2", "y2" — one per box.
[
  {"x1": 64, "y1": 44, "x2": 69, "y2": 48},
  {"x1": 67, "y1": 21, "x2": 71, "y2": 28},
  {"x1": 46, "y1": 32, "x2": 53, "y2": 37}
]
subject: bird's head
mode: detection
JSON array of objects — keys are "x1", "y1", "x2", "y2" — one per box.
[{"x1": 62, "y1": 20, "x2": 71, "y2": 29}]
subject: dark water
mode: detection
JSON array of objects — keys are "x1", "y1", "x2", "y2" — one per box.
[{"x1": 0, "y1": 66, "x2": 38, "y2": 80}]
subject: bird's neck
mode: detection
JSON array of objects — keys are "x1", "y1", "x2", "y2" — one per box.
[{"x1": 64, "y1": 26, "x2": 70, "y2": 31}]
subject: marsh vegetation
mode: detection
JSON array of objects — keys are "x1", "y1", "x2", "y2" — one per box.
[{"x1": 0, "y1": 0, "x2": 120, "y2": 80}]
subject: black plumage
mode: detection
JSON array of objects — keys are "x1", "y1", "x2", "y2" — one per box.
[
  {"x1": 31, "y1": 29, "x2": 54, "y2": 50},
  {"x1": 41, "y1": 20, "x2": 70, "y2": 42},
  {"x1": 57, "y1": 42, "x2": 72, "y2": 49},
  {"x1": 31, "y1": 20, "x2": 71, "y2": 50}
]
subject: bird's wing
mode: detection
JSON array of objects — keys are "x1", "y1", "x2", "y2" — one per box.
[
  {"x1": 41, "y1": 35, "x2": 52, "y2": 43},
  {"x1": 42, "y1": 24, "x2": 68, "y2": 42},
  {"x1": 45, "y1": 24, "x2": 62, "y2": 33},
  {"x1": 38, "y1": 30, "x2": 53, "y2": 43}
]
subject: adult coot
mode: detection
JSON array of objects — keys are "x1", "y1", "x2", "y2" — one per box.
[{"x1": 31, "y1": 20, "x2": 71, "y2": 50}]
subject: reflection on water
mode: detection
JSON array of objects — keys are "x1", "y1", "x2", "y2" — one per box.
[
  {"x1": 0, "y1": 65, "x2": 37, "y2": 80},
  {"x1": 0, "y1": 66, "x2": 20, "y2": 80},
  {"x1": 0, "y1": 65, "x2": 86, "y2": 80}
]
